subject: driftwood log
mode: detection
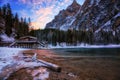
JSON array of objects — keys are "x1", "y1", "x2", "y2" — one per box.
[
  {"x1": 0, "y1": 53, "x2": 61, "y2": 80},
  {"x1": 23, "y1": 52, "x2": 61, "y2": 72},
  {"x1": 37, "y1": 59, "x2": 61, "y2": 72}
]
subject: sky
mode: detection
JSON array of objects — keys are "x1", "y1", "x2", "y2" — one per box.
[{"x1": 0, "y1": 0, "x2": 85, "y2": 29}]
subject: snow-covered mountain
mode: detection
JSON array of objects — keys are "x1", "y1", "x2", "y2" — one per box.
[
  {"x1": 45, "y1": 0, "x2": 120, "y2": 44},
  {"x1": 72, "y1": 0, "x2": 120, "y2": 31},
  {"x1": 45, "y1": 0, "x2": 81, "y2": 31},
  {"x1": 45, "y1": 0, "x2": 120, "y2": 31}
]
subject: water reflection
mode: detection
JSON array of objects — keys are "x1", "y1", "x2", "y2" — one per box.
[{"x1": 52, "y1": 48, "x2": 120, "y2": 57}]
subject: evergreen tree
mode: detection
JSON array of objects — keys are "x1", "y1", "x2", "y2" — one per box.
[
  {"x1": 0, "y1": 3, "x2": 30, "y2": 39},
  {"x1": 5, "y1": 3, "x2": 13, "y2": 36}
]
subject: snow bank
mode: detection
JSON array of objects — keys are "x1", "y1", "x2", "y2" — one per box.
[
  {"x1": 0, "y1": 47, "x2": 49, "y2": 80},
  {"x1": 46, "y1": 43, "x2": 120, "y2": 49},
  {"x1": 0, "y1": 34, "x2": 14, "y2": 42},
  {"x1": 0, "y1": 47, "x2": 26, "y2": 58},
  {"x1": 0, "y1": 47, "x2": 27, "y2": 72}
]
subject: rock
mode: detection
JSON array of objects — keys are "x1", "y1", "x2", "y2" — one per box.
[
  {"x1": 45, "y1": 0, "x2": 81, "y2": 30},
  {"x1": 68, "y1": 72, "x2": 76, "y2": 77}
]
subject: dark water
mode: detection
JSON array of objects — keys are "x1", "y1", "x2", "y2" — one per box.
[{"x1": 52, "y1": 48, "x2": 120, "y2": 57}]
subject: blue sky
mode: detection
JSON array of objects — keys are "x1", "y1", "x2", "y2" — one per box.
[{"x1": 0, "y1": 0, "x2": 85, "y2": 29}]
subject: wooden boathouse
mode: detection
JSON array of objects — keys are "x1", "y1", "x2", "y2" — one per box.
[
  {"x1": 7, "y1": 36, "x2": 45, "y2": 48},
  {"x1": 0, "y1": 42, "x2": 11, "y2": 47}
]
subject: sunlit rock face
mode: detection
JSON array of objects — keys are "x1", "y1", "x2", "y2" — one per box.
[
  {"x1": 45, "y1": 0, "x2": 120, "y2": 44},
  {"x1": 45, "y1": 0, "x2": 81, "y2": 30},
  {"x1": 45, "y1": 0, "x2": 120, "y2": 31}
]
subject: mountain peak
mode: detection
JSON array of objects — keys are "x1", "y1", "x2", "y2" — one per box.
[
  {"x1": 73, "y1": 0, "x2": 78, "y2": 4},
  {"x1": 66, "y1": 0, "x2": 81, "y2": 13},
  {"x1": 45, "y1": 0, "x2": 81, "y2": 29},
  {"x1": 68, "y1": 0, "x2": 81, "y2": 8}
]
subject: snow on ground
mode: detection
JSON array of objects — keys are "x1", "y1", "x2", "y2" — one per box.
[
  {"x1": 45, "y1": 43, "x2": 120, "y2": 49},
  {"x1": 0, "y1": 47, "x2": 25, "y2": 58},
  {"x1": 0, "y1": 47, "x2": 26, "y2": 72},
  {"x1": 0, "y1": 34, "x2": 14, "y2": 42},
  {"x1": 0, "y1": 47, "x2": 49, "y2": 80},
  {"x1": 32, "y1": 67, "x2": 49, "y2": 80}
]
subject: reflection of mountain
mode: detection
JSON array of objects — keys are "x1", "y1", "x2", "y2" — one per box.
[{"x1": 45, "y1": 0, "x2": 120, "y2": 32}]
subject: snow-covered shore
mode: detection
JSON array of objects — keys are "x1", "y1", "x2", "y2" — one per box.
[
  {"x1": 0, "y1": 47, "x2": 27, "y2": 72},
  {"x1": 0, "y1": 47, "x2": 49, "y2": 80},
  {"x1": 45, "y1": 43, "x2": 120, "y2": 49}
]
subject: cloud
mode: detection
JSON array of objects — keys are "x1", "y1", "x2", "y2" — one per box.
[
  {"x1": 1, "y1": 0, "x2": 83, "y2": 29},
  {"x1": 30, "y1": 6, "x2": 54, "y2": 29},
  {"x1": 19, "y1": 0, "x2": 26, "y2": 4},
  {"x1": 19, "y1": 10, "x2": 29, "y2": 18},
  {"x1": 29, "y1": 0, "x2": 73, "y2": 29},
  {"x1": 18, "y1": 0, "x2": 74, "y2": 29}
]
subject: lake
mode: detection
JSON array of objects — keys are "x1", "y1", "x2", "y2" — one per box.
[
  {"x1": 52, "y1": 48, "x2": 120, "y2": 57},
  {"x1": 1, "y1": 47, "x2": 120, "y2": 80}
]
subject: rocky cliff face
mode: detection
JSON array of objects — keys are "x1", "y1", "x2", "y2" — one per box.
[
  {"x1": 45, "y1": 0, "x2": 81, "y2": 30},
  {"x1": 45, "y1": 0, "x2": 120, "y2": 31},
  {"x1": 45, "y1": 0, "x2": 120, "y2": 44},
  {"x1": 77, "y1": 0, "x2": 120, "y2": 43},
  {"x1": 73, "y1": 0, "x2": 120, "y2": 31}
]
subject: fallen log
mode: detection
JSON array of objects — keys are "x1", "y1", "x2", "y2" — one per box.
[
  {"x1": 23, "y1": 52, "x2": 61, "y2": 72},
  {"x1": 37, "y1": 59, "x2": 61, "y2": 72}
]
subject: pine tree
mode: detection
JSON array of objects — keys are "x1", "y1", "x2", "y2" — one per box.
[{"x1": 5, "y1": 3, "x2": 13, "y2": 36}]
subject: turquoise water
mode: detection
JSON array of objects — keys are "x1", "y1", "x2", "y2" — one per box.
[{"x1": 52, "y1": 48, "x2": 120, "y2": 57}]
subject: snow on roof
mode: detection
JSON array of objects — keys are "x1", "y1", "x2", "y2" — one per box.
[{"x1": 19, "y1": 36, "x2": 37, "y2": 40}]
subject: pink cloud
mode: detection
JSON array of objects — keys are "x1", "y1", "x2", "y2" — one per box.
[
  {"x1": 18, "y1": 0, "x2": 27, "y2": 4},
  {"x1": 31, "y1": 6, "x2": 54, "y2": 29},
  {"x1": 20, "y1": 0, "x2": 73, "y2": 29}
]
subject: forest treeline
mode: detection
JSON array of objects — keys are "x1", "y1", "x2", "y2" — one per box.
[
  {"x1": 29, "y1": 29, "x2": 120, "y2": 46},
  {"x1": 0, "y1": 3, "x2": 30, "y2": 38}
]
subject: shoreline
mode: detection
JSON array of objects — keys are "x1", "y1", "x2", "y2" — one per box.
[
  {"x1": 22, "y1": 49, "x2": 120, "y2": 80},
  {"x1": 0, "y1": 47, "x2": 120, "y2": 80},
  {"x1": 0, "y1": 44, "x2": 120, "y2": 50},
  {"x1": 45, "y1": 44, "x2": 120, "y2": 49}
]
